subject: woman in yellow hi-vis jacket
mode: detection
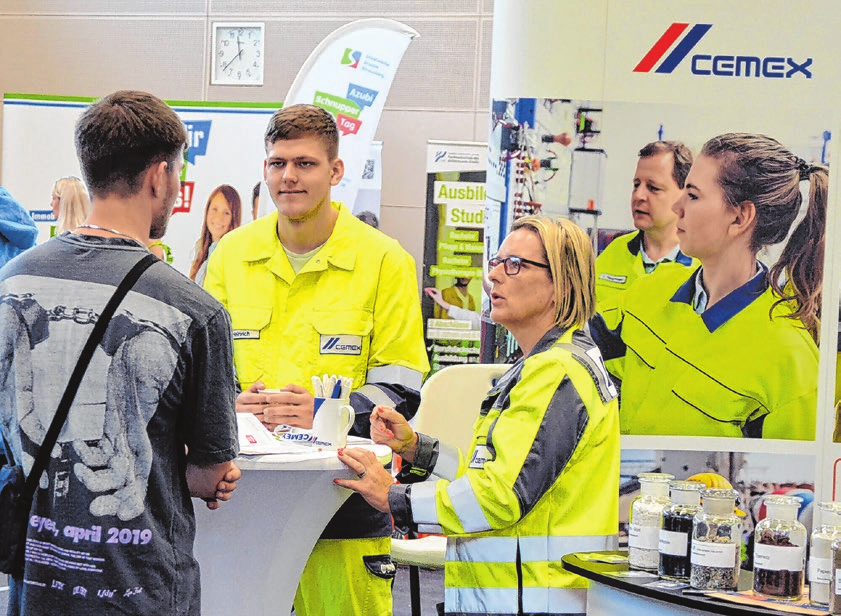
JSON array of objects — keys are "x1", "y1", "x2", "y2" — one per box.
[
  {"x1": 591, "y1": 133, "x2": 827, "y2": 439},
  {"x1": 337, "y1": 216, "x2": 621, "y2": 616}
]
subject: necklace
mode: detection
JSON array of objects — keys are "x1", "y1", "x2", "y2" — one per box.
[{"x1": 75, "y1": 224, "x2": 147, "y2": 249}]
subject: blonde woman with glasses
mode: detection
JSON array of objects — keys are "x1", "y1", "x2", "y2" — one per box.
[
  {"x1": 337, "y1": 216, "x2": 621, "y2": 616},
  {"x1": 50, "y1": 176, "x2": 90, "y2": 235}
]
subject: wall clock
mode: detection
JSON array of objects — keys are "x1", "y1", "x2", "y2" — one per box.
[{"x1": 211, "y1": 22, "x2": 265, "y2": 86}]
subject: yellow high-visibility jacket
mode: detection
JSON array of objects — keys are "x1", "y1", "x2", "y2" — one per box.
[
  {"x1": 617, "y1": 267, "x2": 817, "y2": 439},
  {"x1": 392, "y1": 327, "x2": 620, "y2": 615},
  {"x1": 595, "y1": 231, "x2": 697, "y2": 329},
  {"x1": 205, "y1": 201, "x2": 429, "y2": 538}
]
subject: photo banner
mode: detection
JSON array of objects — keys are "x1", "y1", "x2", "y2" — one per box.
[
  {"x1": 489, "y1": 0, "x2": 841, "y2": 506},
  {"x1": 284, "y1": 18, "x2": 418, "y2": 210},
  {"x1": 1, "y1": 95, "x2": 382, "y2": 276}
]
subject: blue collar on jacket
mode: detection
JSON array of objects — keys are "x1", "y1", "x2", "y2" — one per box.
[{"x1": 670, "y1": 263, "x2": 769, "y2": 332}]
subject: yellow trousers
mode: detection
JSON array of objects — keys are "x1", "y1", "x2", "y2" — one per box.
[{"x1": 294, "y1": 536, "x2": 393, "y2": 616}]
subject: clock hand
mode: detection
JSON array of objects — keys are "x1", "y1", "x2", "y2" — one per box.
[{"x1": 222, "y1": 49, "x2": 243, "y2": 71}]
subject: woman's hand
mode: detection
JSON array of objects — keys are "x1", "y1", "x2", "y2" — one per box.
[
  {"x1": 424, "y1": 287, "x2": 451, "y2": 311},
  {"x1": 370, "y1": 405, "x2": 418, "y2": 463},
  {"x1": 334, "y1": 447, "x2": 394, "y2": 513}
]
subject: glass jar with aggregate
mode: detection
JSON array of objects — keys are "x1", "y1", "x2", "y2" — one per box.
[
  {"x1": 809, "y1": 501, "x2": 841, "y2": 606},
  {"x1": 830, "y1": 538, "x2": 841, "y2": 614},
  {"x1": 629, "y1": 472, "x2": 673, "y2": 571},
  {"x1": 753, "y1": 495, "x2": 807, "y2": 600},
  {"x1": 659, "y1": 480, "x2": 704, "y2": 581},
  {"x1": 690, "y1": 488, "x2": 741, "y2": 590}
]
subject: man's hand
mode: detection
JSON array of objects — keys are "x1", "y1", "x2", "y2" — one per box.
[
  {"x1": 370, "y1": 405, "x2": 418, "y2": 463},
  {"x1": 187, "y1": 461, "x2": 242, "y2": 511},
  {"x1": 202, "y1": 466, "x2": 243, "y2": 511},
  {"x1": 236, "y1": 381, "x2": 271, "y2": 417},
  {"x1": 262, "y1": 384, "x2": 314, "y2": 430}
]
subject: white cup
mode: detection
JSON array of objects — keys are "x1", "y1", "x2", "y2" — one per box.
[{"x1": 311, "y1": 398, "x2": 354, "y2": 449}]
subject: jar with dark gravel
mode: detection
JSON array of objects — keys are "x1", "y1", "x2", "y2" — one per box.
[
  {"x1": 753, "y1": 494, "x2": 806, "y2": 601},
  {"x1": 659, "y1": 480, "x2": 704, "y2": 581},
  {"x1": 690, "y1": 488, "x2": 740, "y2": 591}
]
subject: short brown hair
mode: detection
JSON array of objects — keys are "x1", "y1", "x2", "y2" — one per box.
[
  {"x1": 264, "y1": 104, "x2": 339, "y2": 160},
  {"x1": 638, "y1": 140, "x2": 693, "y2": 188},
  {"x1": 75, "y1": 90, "x2": 187, "y2": 199}
]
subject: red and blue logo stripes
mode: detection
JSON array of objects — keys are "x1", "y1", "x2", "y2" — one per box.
[{"x1": 634, "y1": 23, "x2": 713, "y2": 73}]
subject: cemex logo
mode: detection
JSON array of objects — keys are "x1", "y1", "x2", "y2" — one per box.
[
  {"x1": 634, "y1": 23, "x2": 813, "y2": 79},
  {"x1": 320, "y1": 335, "x2": 362, "y2": 355},
  {"x1": 341, "y1": 48, "x2": 361, "y2": 68}
]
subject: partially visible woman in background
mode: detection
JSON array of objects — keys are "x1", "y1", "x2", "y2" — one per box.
[
  {"x1": 50, "y1": 176, "x2": 90, "y2": 235},
  {"x1": 190, "y1": 184, "x2": 242, "y2": 285}
]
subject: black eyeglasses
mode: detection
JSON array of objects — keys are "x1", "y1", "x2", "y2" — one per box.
[{"x1": 487, "y1": 255, "x2": 550, "y2": 276}]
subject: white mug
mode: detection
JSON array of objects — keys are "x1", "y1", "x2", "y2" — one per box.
[{"x1": 311, "y1": 398, "x2": 354, "y2": 449}]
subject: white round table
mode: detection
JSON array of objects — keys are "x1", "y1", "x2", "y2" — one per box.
[{"x1": 194, "y1": 443, "x2": 392, "y2": 615}]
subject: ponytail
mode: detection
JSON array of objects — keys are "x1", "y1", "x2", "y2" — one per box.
[
  {"x1": 768, "y1": 165, "x2": 828, "y2": 343},
  {"x1": 700, "y1": 134, "x2": 827, "y2": 344}
]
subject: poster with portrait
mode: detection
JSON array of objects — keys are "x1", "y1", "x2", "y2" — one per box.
[
  {"x1": 2, "y1": 95, "x2": 383, "y2": 278},
  {"x1": 487, "y1": 0, "x2": 841, "y2": 542},
  {"x1": 489, "y1": 0, "x2": 839, "y2": 443}
]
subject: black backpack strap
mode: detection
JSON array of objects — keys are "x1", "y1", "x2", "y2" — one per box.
[{"x1": 21, "y1": 253, "x2": 158, "y2": 500}]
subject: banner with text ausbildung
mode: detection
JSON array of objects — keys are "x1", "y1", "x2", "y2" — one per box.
[
  {"x1": 284, "y1": 18, "x2": 418, "y2": 210},
  {"x1": 422, "y1": 141, "x2": 487, "y2": 374}
]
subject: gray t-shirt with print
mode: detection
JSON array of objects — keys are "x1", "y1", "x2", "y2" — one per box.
[{"x1": 0, "y1": 233, "x2": 238, "y2": 616}]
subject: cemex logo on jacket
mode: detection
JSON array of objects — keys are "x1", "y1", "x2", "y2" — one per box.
[
  {"x1": 634, "y1": 23, "x2": 812, "y2": 79},
  {"x1": 320, "y1": 335, "x2": 362, "y2": 355}
]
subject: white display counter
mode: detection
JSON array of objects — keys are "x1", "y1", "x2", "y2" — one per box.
[{"x1": 194, "y1": 444, "x2": 391, "y2": 616}]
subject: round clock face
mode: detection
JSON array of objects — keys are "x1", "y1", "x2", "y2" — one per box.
[{"x1": 212, "y1": 23, "x2": 264, "y2": 86}]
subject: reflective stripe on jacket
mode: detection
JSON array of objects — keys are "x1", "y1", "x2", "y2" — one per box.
[{"x1": 410, "y1": 327, "x2": 620, "y2": 615}]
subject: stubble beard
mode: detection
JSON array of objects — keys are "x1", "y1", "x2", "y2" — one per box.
[{"x1": 150, "y1": 184, "x2": 179, "y2": 239}]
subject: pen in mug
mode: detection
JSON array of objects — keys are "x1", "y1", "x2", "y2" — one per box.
[
  {"x1": 312, "y1": 375, "x2": 324, "y2": 398},
  {"x1": 330, "y1": 380, "x2": 343, "y2": 399}
]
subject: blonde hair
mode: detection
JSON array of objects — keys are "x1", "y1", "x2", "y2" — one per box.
[
  {"x1": 510, "y1": 216, "x2": 596, "y2": 329},
  {"x1": 53, "y1": 176, "x2": 91, "y2": 233}
]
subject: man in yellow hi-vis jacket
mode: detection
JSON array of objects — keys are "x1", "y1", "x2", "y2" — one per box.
[
  {"x1": 205, "y1": 104, "x2": 428, "y2": 616},
  {"x1": 595, "y1": 141, "x2": 698, "y2": 330}
]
